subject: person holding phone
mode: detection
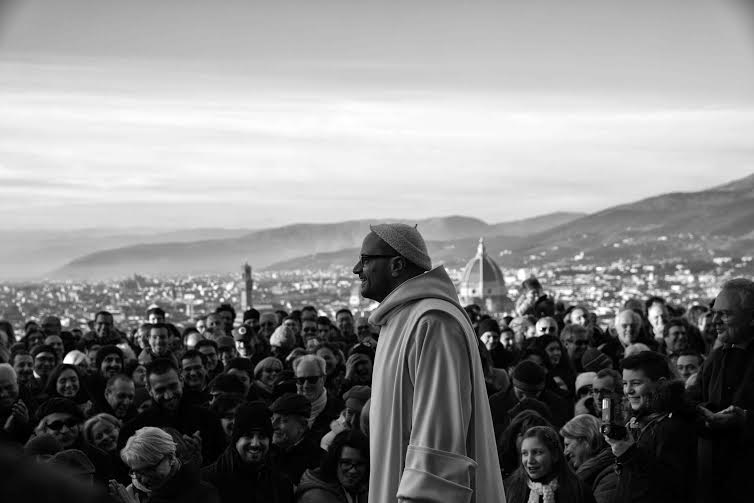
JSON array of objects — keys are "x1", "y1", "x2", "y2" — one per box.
[{"x1": 604, "y1": 351, "x2": 696, "y2": 503}]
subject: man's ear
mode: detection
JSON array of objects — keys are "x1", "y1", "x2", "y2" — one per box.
[{"x1": 390, "y1": 256, "x2": 406, "y2": 277}]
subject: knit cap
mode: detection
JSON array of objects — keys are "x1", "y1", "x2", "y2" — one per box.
[
  {"x1": 478, "y1": 318, "x2": 501, "y2": 337},
  {"x1": 36, "y1": 397, "x2": 84, "y2": 423},
  {"x1": 575, "y1": 372, "x2": 597, "y2": 395},
  {"x1": 342, "y1": 385, "x2": 371, "y2": 412},
  {"x1": 216, "y1": 335, "x2": 235, "y2": 350},
  {"x1": 62, "y1": 350, "x2": 89, "y2": 367},
  {"x1": 270, "y1": 392, "x2": 311, "y2": 418},
  {"x1": 232, "y1": 401, "x2": 273, "y2": 441},
  {"x1": 269, "y1": 326, "x2": 294, "y2": 348},
  {"x1": 254, "y1": 356, "x2": 283, "y2": 378},
  {"x1": 581, "y1": 348, "x2": 612, "y2": 372},
  {"x1": 367, "y1": 224, "x2": 432, "y2": 271},
  {"x1": 49, "y1": 449, "x2": 96, "y2": 475},
  {"x1": 95, "y1": 345, "x2": 124, "y2": 370},
  {"x1": 511, "y1": 361, "x2": 546, "y2": 393}
]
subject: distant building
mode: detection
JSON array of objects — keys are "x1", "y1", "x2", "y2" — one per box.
[
  {"x1": 457, "y1": 238, "x2": 514, "y2": 313},
  {"x1": 241, "y1": 263, "x2": 253, "y2": 309}
]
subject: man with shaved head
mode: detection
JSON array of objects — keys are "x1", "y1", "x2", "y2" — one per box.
[
  {"x1": 354, "y1": 223, "x2": 504, "y2": 503},
  {"x1": 693, "y1": 278, "x2": 754, "y2": 502}
]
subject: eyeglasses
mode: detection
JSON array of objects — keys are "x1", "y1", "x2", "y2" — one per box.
[
  {"x1": 359, "y1": 254, "x2": 398, "y2": 266},
  {"x1": 338, "y1": 459, "x2": 367, "y2": 471},
  {"x1": 296, "y1": 375, "x2": 323, "y2": 385},
  {"x1": 45, "y1": 418, "x2": 79, "y2": 431},
  {"x1": 130, "y1": 455, "x2": 169, "y2": 478}
]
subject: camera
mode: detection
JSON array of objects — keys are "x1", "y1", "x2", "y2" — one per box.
[{"x1": 600, "y1": 397, "x2": 628, "y2": 440}]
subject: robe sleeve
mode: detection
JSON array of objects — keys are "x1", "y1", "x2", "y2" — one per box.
[{"x1": 397, "y1": 311, "x2": 476, "y2": 503}]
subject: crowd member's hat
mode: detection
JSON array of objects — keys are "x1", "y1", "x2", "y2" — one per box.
[
  {"x1": 36, "y1": 397, "x2": 85, "y2": 423},
  {"x1": 233, "y1": 326, "x2": 251, "y2": 342},
  {"x1": 216, "y1": 336, "x2": 235, "y2": 350},
  {"x1": 581, "y1": 348, "x2": 612, "y2": 372},
  {"x1": 95, "y1": 345, "x2": 124, "y2": 370},
  {"x1": 342, "y1": 386, "x2": 371, "y2": 412},
  {"x1": 511, "y1": 361, "x2": 546, "y2": 393},
  {"x1": 49, "y1": 449, "x2": 96, "y2": 475},
  {"x1": 243, "y1": 308, "x2": 260, "y2": 322},
  {"x1": 232, "y1": 401, "x2": 273, "y2": 441},
  {"x1": 575, "y1": 372, "x2": 597, "y2": 394},
  {"x1": 478, "y1": 318, "x2": 501, "y2": 336},
  {"x1": 270, "y1": 392, "x2": 311, "y2": 418},
  {"x1": 366, "y1": 223, "x2": 432, "y2": 271}
]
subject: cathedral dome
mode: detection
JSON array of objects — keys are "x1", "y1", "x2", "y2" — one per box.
[{"x1": 458, "y1": 238, "x2": 514, "y2": 313}]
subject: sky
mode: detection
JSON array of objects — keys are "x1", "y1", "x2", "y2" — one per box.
[{"x1": 1, "y1": 0, "x2": 753, "y2": 230}]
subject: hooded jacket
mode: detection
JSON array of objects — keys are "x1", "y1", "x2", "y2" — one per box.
[
  {"x1": 576, "y1": 447, "x2": 617, "y2": 503},
  {"x1": 296, "y1": 468, "x2": 367, "y2": 503},
  {"x1": 368, "y1": 266, "x2": 506, "y2": 503}
]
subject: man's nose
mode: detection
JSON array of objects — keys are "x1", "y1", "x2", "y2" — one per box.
[{"x1": 353, "y1": 261, "x2": 362, "y2": 274}]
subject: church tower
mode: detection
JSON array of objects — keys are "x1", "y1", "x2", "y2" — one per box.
[{"x1": 241, "y1": 263, "x2": 253, "y2": 309}]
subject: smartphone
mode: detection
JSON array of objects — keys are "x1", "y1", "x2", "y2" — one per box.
[{"x1": 600, "y1": 397, "x2": 628, "y2": 440}]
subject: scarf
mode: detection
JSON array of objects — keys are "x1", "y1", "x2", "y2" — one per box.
[
  {"x1": 527, "y1": 477, "x2": 558, "y2": 503},
  {"x1": 308, "y1": 390, "x2": 327, "y2": 428}
]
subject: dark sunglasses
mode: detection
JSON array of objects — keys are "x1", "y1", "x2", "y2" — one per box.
[
  {"x1": 46, "y1": 418, "x2": 79, "y2": 431},
  {"x1": 296, "y1": 375, "x2": 322, "y2": 385}
]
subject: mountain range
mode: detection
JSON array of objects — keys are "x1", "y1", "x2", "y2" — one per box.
[{"x1": 5, "y1": 172, "x2": 754, "y2": 281}]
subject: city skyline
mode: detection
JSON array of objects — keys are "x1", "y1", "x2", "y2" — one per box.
[{"x1": 1, "y1": 0, "x2": 753, "y2": 230}]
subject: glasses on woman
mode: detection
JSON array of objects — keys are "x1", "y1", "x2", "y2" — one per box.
[
  {"x1": 45, "y1": 418, "x2": 79, "y2": 431},
  {"x1": 338, "y1": 459, "x2": 367, "y2": 471},
  {"x1": 129, "y1": 455, "x2": 169, "y2": 479}
]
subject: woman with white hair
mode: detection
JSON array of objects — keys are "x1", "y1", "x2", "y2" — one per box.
[
  {"x1": 109, "y1": 426, "x2": 219, "y2": 503},
  {"x1": 560, "y1": 414, "x2": 618, "y2": 503}
]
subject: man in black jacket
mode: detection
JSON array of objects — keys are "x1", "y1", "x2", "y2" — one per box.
[
  {"x1": 118, "y1": 358, "x2": 225, "y2": 466},
  {"x1": 202, "y1": 401, "x2": 293, "y2": 503},
  {"x1": 690, "y1": 278, "x2": 754, "y2": 503},
  {"x1": 269, "y1": 393, "x2": 325, "y2": 485}
]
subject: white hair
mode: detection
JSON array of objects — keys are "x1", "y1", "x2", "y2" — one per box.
[
  {"x1": 120, "y1": 426, "x2": 176, "y2": 467},
  {"x1": 292, "y1": 354, "x2": 326, "y2": 376},
  {"x1": 721, "y1": 278, "x2": 754, "y2": 310},
  {"x1": 614, "y1": 309, "x2": 642, "y2": 330}
]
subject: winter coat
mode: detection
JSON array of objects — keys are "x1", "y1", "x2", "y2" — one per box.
[
  {"x1": 269, "y1": 432, "x2": 325, "y2": 485},
  {"x1": 504, "y1": 469, "x2": 596, "y2": 503},
  {"x1": 118, "y1": 399, "x2": 226, "y2": 466},
  {"x1": 368, "y1": 266, "x2": 506, "y2": 503},
  {"x1": 612, "y1": 381, "x2": 697, "y2": 503},
  {"x1": 201, "y1": 444, "x2": 294, "y2": 503},
  {"x1": 296, "y1": 468, "x2": 367, "y2": 503},
  {"x1": 691, "y1": 339, "x2": 754, "y2": 503},
  {"x1": 575, "y1": 447, "x2": 617, "y2": 503}
]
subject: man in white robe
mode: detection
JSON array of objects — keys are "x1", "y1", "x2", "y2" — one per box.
[{"x1": 354, "y1": 224, "x2": 506, "y2": 503}]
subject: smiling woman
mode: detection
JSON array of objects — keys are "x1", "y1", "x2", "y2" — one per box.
[{"x1": 504, "y1": 426, "x2": 595, "y2": 503}]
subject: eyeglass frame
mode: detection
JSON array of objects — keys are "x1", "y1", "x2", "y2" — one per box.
[
  {"x1": 338, "y1": 458, "x2": 368, "y2": 471},
  {"x1": 358, "y1": 254, "x2": 399, "y2": 267}
]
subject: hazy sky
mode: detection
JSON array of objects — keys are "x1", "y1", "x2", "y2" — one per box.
[{"x1": 1, "y1": 0, "x2": 753, "y2": 230}]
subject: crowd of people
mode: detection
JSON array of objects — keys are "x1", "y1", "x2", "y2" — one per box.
[{"x1": 1, "y1": 258, "x2": 753, "y2": 502}]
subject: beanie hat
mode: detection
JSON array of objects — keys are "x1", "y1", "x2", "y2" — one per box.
[
  {"x1": 62, "y1": 350, "x2": 89, "y2": 367},
  {"x1": 232, "y1": 326, "x2": 252, "y2": 342},
  {"x1": 342, "y1": 385, "x2": 371, "y2": 412},
  {"x1": 49, "y1": 449, "x2": 96, "y2": 475},
  {"x1": 216, "y1": 335, "x2": 235, "y2": 350},
  {"x1": 226, "y1": 357, "x2": 253, "y2": 375},
  {"x1": 478, "y1": 318, "x2": 501, "y2": 337},
  {"x1": 581, "y1": 348, "x2": 612, "y2": 372},
  {"x1": 232, "y1": 401, "x2": 273, "y2": 442},
  {"x1": 511, "y1": 361, "x2": 546, "y2": 393},
  {"x1": 243, "y1": 308, "x2": 260, "y2": 322},
  {"x1": 270, "y1": 392, "x2": 311, "y2": 418},
  {"x1": 575, "y1": 372, "x2": 597, "y2": 395},
  {"x1": 368, "y1": 224, "x2": 432, "y2": 271},
  {"x1": 95, "y1": 345, "x2": 124, "y2": 370},
  {"x1": 36, "y1": 397, "x2": 84, "y2": 423},
  {"x1": 24, "y1": 433, "x2": 63, "y2": 457},
  {"x1": 31, "y1": 344, "x2": 57, "y2": 360},
  {"x1": 269, "y1": 326, "x2": 294, "y2": 348},
  {"x1": 254, "y1": 356, "x2": 283, "y2": 378}
]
